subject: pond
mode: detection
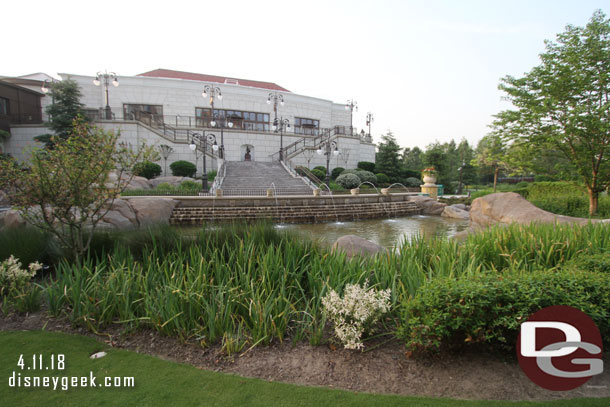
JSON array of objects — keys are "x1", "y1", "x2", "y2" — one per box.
[{"x1": 276, "y1": 215, "x2": 469, "y2": 250}]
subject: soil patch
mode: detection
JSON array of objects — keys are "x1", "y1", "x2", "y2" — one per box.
[{"x1": 1, "y1": 310, "x2": 608, "y2": 401}]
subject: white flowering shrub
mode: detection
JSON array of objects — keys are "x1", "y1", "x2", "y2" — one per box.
[
  {"x1": 0, "y1": 255, "x2": 41, "y2": 296},
  {"x1": 321, "y1": 280, "x2": 391, "y2": 350}
]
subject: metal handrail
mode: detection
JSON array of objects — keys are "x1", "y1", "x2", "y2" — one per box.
[
  {"x1": 294, "y1": 166, "x2": 324, "y2": 187},
  {"x1": 280, "y1": 160, "x2": 317, "y2": 191}
]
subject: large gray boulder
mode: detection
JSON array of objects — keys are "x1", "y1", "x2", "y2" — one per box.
[
  {"x1": 127, "y1": 198, "x2": 178, "y2": 226},
  {"x1": 332, "y1": 235, "x2": 386, "y2": 258},
  {"x1": 124, "y1": 176, "x2": 152, "y2": 190},
  {"x1": 98, "y1": 198, "x2": 139, "y2": 229},
  {"x1": 470, "y1": 192, "x2": 597, "y2": 228},
  {"x1": 0, "y1": 209, "x2": 26, "y2": 229},
  {"x1": 408, "y1": 196, "x2": 447, "y2": 216},
  {"x1": 441, "y1": 205, "x2": 470, "y2": 220}
]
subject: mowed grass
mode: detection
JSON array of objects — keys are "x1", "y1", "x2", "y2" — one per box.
[{"x1": 0, "y1": 331, "x2": 609, "y2": 407}]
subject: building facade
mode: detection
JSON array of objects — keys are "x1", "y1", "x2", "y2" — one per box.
[{"x1": 3, "y1": 69, "x2": 375, "y2": 176}]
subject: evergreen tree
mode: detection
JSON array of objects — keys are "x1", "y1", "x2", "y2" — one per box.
[
  {"x1": 375, "y1": 131, "x2": 403, "y2": 181},
  {"x1": 35, "y1": 79, "x2": 87, "y2": 148}
]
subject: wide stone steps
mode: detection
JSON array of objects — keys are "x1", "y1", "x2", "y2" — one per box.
[
  {"x1": 221, "y1": 161, "x2": 312, "y2": 193},
  {"x1": 170, "y1": 201, "x2": 421, "y2": 224}
]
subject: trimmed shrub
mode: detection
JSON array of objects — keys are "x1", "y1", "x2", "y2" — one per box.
[
  {"x1": 335, "y1": 173, "x2": 361, "y2": 189},
  {"x1": 132, "y1": 161, "x2": 162, "y2": 179},
  {"x1": 331, "y1": 167, "x2": 345, "y2": 179},
  {"x1": 565, "y1": 251, "x2": 610, "y2": 273},
  {"x1": 376, "y1": 173, "x2": 389, "y2": 185},
  {"x1": 357, "y1": 161, "x2": 376, "y2": 172},
  {"x1": 356, "y1": 170, "x2": 377, "y2": 185},
  {"x1": 405, "y1": 177, "x2": 422, "y2": 187},
  {"x1": 340, "y1": 169, "x2": 376, "y2": 184},
  {"x1": 313, "y1": 166, "x2": 327, "y2": 174},
  {"x1": 170, "y1": 160, "x2": 197, "y2": 177},
  {"x1": 311, "y1": 168, "x2": 326, "y2": 181},
  {"x1": 398, "y1": 269, "x2": 610, "y2": 354}
]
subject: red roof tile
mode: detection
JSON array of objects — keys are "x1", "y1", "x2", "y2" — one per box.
[{"x1": 137, "y1": 69, "x2": 290, "y2": 92}]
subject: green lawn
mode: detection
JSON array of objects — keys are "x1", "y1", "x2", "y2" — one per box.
[{"x1": 1, "y1": 331, "x2": 608, "y2": 407}]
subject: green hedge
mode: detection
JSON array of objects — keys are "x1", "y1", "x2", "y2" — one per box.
[
  {"x1": 331, "y1": 167, "x2": 345, "y2": 179},
  {"x1": 170, "y1": 160, "x2": 197, "y2": 177},
  {"x1": 133, "y1": 161, "x2": 162, "y2": 179},
  {"x1": 357, "y1": 161, "x2": 376, "y2": 172},
  {"x1": 398, "y1": 269, "x2": 610, "y2": 354}
]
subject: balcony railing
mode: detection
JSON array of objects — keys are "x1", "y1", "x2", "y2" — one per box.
[
  {"x1": 4, "y1": 112, "x2": 43, "y2": 125},
  {"x1": 84, "y1": 110, "x2": 373, "y2": 142}
]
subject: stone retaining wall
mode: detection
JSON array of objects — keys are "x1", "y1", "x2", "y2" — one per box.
[{"x1": 132, "y1": 192, "x2": 420, "y2": 209}]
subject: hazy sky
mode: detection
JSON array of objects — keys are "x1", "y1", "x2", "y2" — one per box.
[{"x1": 4, "y1": 0, "x2": 607, "y2": 149}]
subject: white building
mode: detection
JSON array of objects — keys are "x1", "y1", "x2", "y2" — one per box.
[{"x1": 3, "y1": 69, "x2": 375, "y2": 176}]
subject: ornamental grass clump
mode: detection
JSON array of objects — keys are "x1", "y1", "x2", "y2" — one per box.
[{"x1": 322, "y1": 281, "x2": 391, "y2": 350}]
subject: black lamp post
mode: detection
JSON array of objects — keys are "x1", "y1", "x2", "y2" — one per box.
[
  {"x1": 366, "y1": 112, "x2": 373, "y2": 139},
  {"x1": 316, "y1": 138, "x2": 339, "y2": 187},
  {"x1": 190, "y1": 132, "x2": 218, "y2": 192},
  {"x1": 267, "y1": 92, "x2": 285, "y2": 124},
  {"x1": 272, "y1": 117, "x2": 290, "y2": 161},
  {"x1": 93, "y1": 71, "x2": 119, "y2": 120},
  {"x1": 202, "y1": 85, "x2": 228, "y2": 159},
  {"x1": 211, "y1": 114, "x2": 232, "y2": 160},
  {"x1": 345, "y1": 99, "x2": 357, "y2": 136}
]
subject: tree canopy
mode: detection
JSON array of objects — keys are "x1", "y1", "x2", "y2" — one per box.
[{"x1": 495, "y1": 10, "x2": 610, "y2": 215}]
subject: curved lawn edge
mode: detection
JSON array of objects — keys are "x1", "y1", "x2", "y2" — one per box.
[{"x1": 1, "y1": 330, "x2": 608, "y2": 407}]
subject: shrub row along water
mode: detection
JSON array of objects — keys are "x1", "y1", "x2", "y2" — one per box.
[{"x1": 9, "y1": 222, "x2": 609, "y2": 353}]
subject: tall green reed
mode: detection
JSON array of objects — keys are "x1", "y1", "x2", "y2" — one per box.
[{"x1": 44, "y1": 221, "x2": 609, "y2": 350}]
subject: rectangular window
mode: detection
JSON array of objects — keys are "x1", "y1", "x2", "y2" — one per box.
[
  {"x1": 123, "y1": 104, "x2": 163, "y2": 121},
  {"x1": 294, "y1": 117, "x2": 320, "y2": 135},
  {"x1": 196, "y1": 107, "x2": 269, "y2": 131},
  {"x1": 0, "y1": 97, "x2": 9, "y2": 116}
]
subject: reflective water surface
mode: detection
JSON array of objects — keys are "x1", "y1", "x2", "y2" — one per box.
[{"x1": 277, "y1": 215, "x2": 469, "y2": 250}]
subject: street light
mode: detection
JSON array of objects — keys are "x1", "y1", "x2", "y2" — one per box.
[
  {"x1": 211, "y1": 115, "x2": 232, "y2": 160},
  {"x1": 366, "y1": 112, "x2": 373, "y2": 139},
  {"x1": 189, "y1": 132, "x2": 218, "y2": 192},
  {"x1": 267, "y1": 92, "x2": 285, "y2": 123},
  {"x1": 93, "y1": 71, "x2": 119, "y2": 120},
  {"x1": 345, "y1": 99, "x2": 358, "y2": 136},
  {"x1": 202, "y1": 85, "x2": 222, "y2": 106},
  {"x1": 202, "y1": 85, "x2": 228, "y2": 158},
  {"x1": 316, "y1": 138, "x2": 339, "y2": 187},
  {"x1": 272, "y1": 117, "x2": 290, "y2": 161}
]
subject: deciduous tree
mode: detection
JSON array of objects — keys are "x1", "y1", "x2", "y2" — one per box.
[
  {"x1": 495, "y1": 10, "x2": 610, "y2": 215},
  {"x1": 0, "y1": 118, "x2": 155, "y2": 260}
]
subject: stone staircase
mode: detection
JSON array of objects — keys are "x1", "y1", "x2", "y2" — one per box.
[
  {"x1": 170, "y1": 201, "x2": 421, "y2": 225},
  {"x1": 220, "y1": 161, "x2": 313, "y2": 195}
]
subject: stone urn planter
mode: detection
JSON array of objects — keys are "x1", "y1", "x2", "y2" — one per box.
[
  {"x1": 422, "y1": 171, "x2": 437, "y2": 186},
  {"x1": 350, "y1": 188, "x2": 360, "y2": 195}
]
